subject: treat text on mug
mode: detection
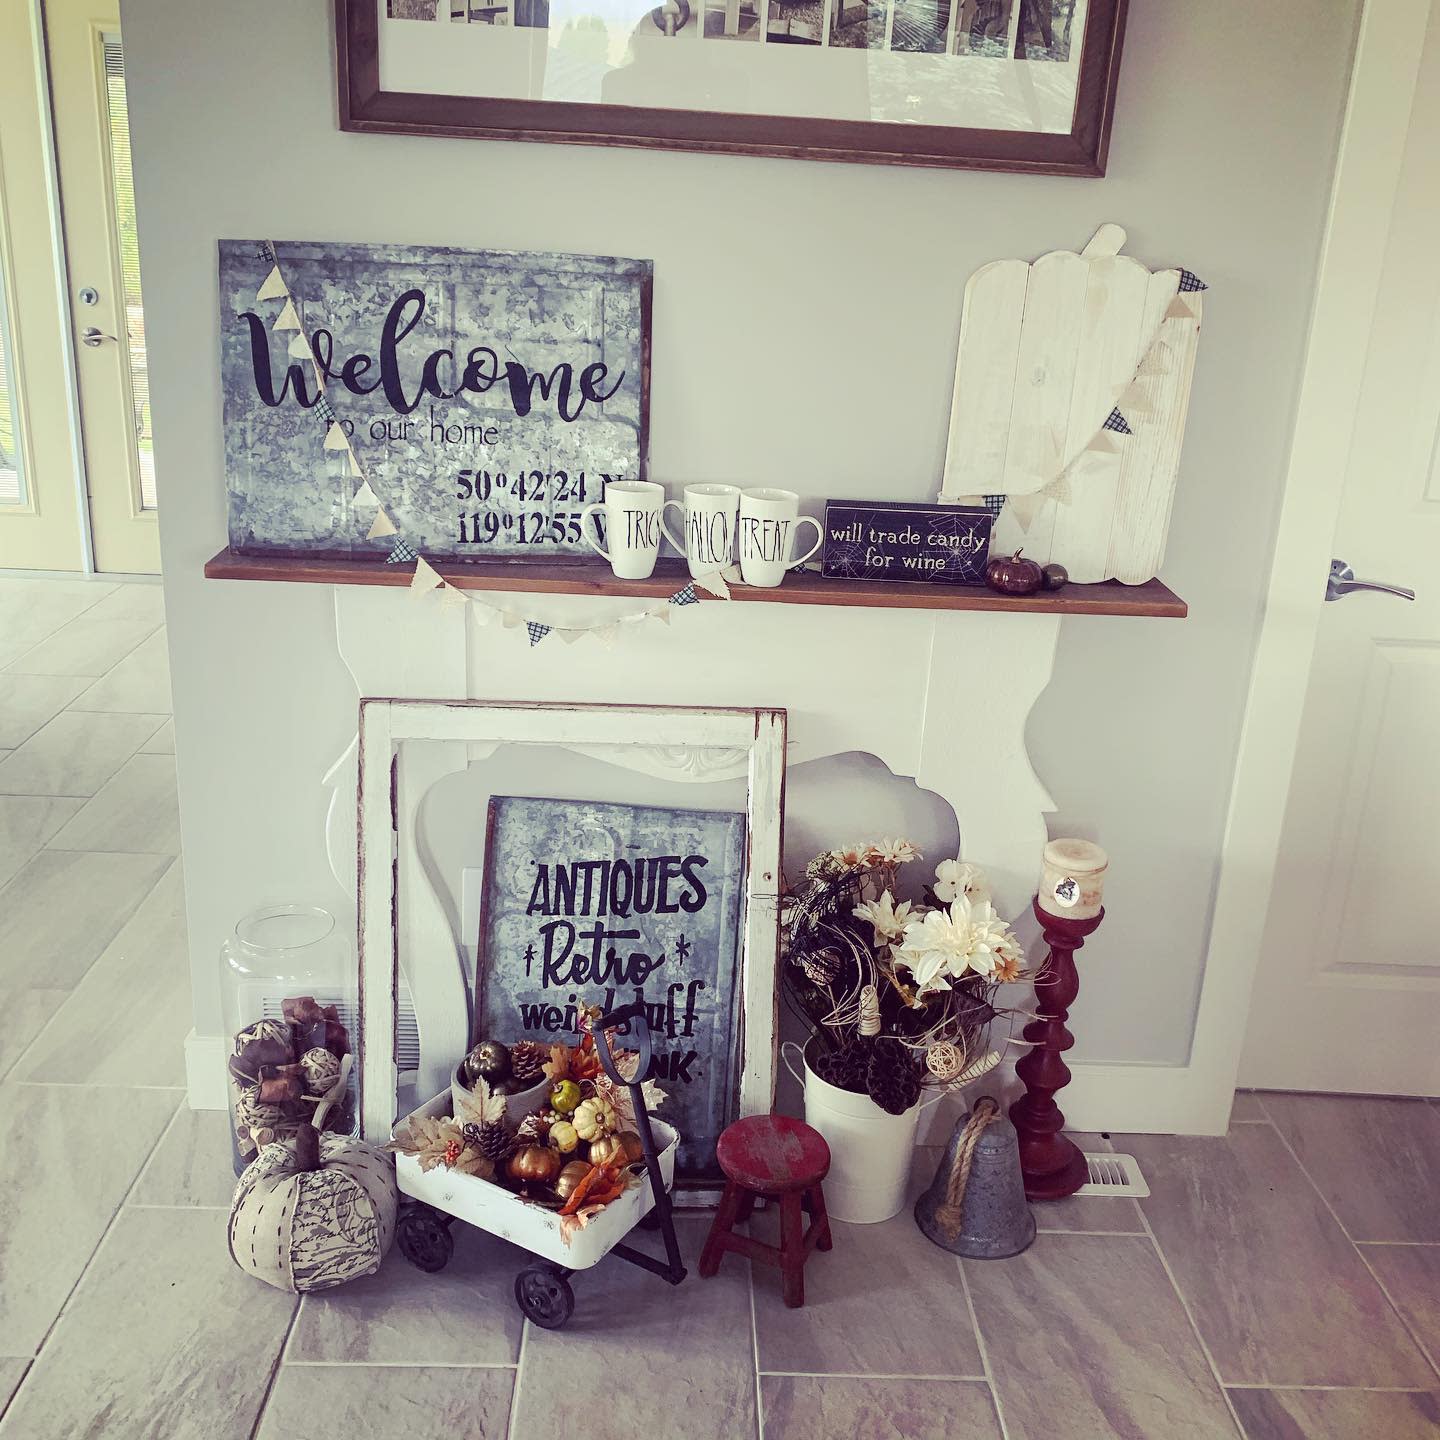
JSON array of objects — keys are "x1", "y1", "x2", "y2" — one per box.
[{"x1": 739, "y1": 516, "x2": 792, "y2": 563}]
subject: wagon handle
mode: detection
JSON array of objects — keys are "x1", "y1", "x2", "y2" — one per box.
[{"x1": 593, "y1": 1001, "x2": 652, "y2": 1086}]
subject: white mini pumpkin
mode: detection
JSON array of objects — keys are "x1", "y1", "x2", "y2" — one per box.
[{"x1": 228, "y1": 1123, "x2": 397, "y2": 1293}]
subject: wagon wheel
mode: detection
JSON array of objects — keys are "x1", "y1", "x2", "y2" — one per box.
[
  {"x1": 397, "y1": 1206, "x2": 454, "y2": 1273},
  {"x1": 515, "y1": 1266, "x2": 575, "y2": 1329}
]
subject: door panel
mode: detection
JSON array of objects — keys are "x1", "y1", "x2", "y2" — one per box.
[
  {"x1": 1240, "y1": 0, "x2": 1440, "y2": 1095},
  {"x1": 47, "y1": 0, "x2": 159, "y2": 574},
  {"x1": 0, "y1": 0, "x2": 88, "y2": 571}
]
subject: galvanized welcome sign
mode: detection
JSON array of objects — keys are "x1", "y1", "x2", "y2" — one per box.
[
  {"x1": 821, "y1": 499, "x2": 993, "y2": 585},
  {"x1": 477, "y1": 795, "x2": 747, "y2": 1182},
  {"x1": 217, "y1": 239, "x2": 651, "y2": 559}
]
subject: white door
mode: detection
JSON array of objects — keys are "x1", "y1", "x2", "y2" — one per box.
[{"x1": 1239, "y1": 0, "x2": 1440, "y2": 1096}]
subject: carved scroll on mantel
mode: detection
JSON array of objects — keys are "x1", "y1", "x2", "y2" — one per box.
[{"x1": 327, "y1": 587, "x2": 1061, "y2": 1110}]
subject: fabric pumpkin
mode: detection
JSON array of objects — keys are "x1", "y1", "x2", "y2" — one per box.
[{"x1": 229, "y1": 1126, "x2": 396, "y2": 1293}]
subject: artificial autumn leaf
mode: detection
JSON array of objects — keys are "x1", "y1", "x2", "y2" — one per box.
[
  {"x1": 542, "y1": 1044, "x2": 573, "y2": 1083},
  {"x1": 455, "y1": 1078, "x2": 506, "y2": 1130}
]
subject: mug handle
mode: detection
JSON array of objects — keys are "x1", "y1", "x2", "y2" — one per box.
[
  {"x1": 788, "y1": 515, "x2": 824, "y2": 570},
  {"x1": 660, "y1": 499, "x2": 686, "y2": 557},
  {"x1": 579, "y1": 501, "x2": 609, "y2": 561}
]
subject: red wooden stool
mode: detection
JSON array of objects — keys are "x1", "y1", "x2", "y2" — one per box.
[{"x1": 698, "y1": 1114, "x2": 832, "y2": 1308}]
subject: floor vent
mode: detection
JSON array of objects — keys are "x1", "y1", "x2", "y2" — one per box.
[{"x1": 1074, "y1": 1152, "x2": 1150, "y2": 1198}]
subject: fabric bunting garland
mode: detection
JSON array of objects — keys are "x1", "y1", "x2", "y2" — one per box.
[
  {"x1": 366, "y1": 508, "x2": 398, "y2": 540},
  {"x1": 669, "y1": 584, "x2": 699, "y2": 607},
  {"x1": 386, "y1": 538, "x2": 419, "y2": 565},
  {"x1": 1102, "y1": 407, "x2": 1132, "y2": 435},
  {"x1": 526, "y1": 621, "x2": 551, "y2": 647}
]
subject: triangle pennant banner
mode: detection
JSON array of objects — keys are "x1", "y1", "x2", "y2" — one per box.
[
  {"x1": 501, "y1": 611, "x2": 523, "y2": 631},
  {"x1": 386, "y1": 537, "x2": 418, "y2": 565},
  {"x1": 1087, "y1": 431, "x2": 1121, "y2": 455},
  {"x1": 669, "y1": 584, "x2": 700, "y2": 607},
  {"x1": 694, "y1": 570, "x2": 730, "y2": 600},
  {"x1": 1005, "y1": 491, "x2": 1048, "y2": 531},
  {"x1": 1046, "y1": 470, "x2": 1073, "y2": 505},
  {"x1": 1165, "y1": 293, "x2": 1198, "y2": 322},
  {"x1": 352, "y1": 480, "x2": 380, "y2": 507},
  {"x1": 559, "y1": 628, "x2": 587, "y2": 646},
  {"x1": 324, "y1": 422, "x2": 349, "y2": 451},
  {"x1": 273, "y1": 298, "x2": 301, "y2": 332},
  {"x1": 347, "y1": 448, "x2": 364, "y2": 478},
  {"x1": 1177, "y1": 268, "x2": 1209, "y2": 293},
  {"x1": 526, "y1": 621, "x2": 551, "y2": 647},
  {"x1": 439, "y1": 584, "x2": 469, "y2": 611},
  {"x1": 410, "y1": 556, "x2": 444, "y2": 596},
  {"x1": 1102, "y1": 407, "x2": 1133, "y2": 436},
  {"x1": 256, "y1": 265, "x2": 288, "y2": 302},
  {"x1": 652, "y1": 605, "x2": 672, "y2": 626},
  {"x1": 1117, "y1": 382, "x2": 1155, "y2": 417},
  {"x1": 1135, "y1": 343, "x2": 1172, "y2": 379},
  {"x1": 367, "y1": 508, "x2": 398, "y2": 540},
  {"x1": 287, "y1": 331, "x2": 312, "y2": 358}
]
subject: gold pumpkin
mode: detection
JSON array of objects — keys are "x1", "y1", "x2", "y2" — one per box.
[
  {"x1": 572, "y1": 1096, "x2": 618, "y2": 1142},
  {"x1": 587, "y1": 1134, "x2": 626, "y2": 1167},
  {"x1": 555, "y1": 1159, "x2": 592, "y2": 1201},
  {"x1": 507, "y1": 1143, "x2": 562, "y2": 1186}
]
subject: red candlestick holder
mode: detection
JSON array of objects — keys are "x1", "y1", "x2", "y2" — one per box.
[{"x1": 1009, "y1": 897, "x2": 1105, "y2": 1201}]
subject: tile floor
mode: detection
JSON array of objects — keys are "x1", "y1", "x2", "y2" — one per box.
[{"x1": 1, "y1": 575, "x2": 1438, "y2": 1438}]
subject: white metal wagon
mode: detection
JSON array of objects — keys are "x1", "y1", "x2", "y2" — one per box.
[{"x1": 392, "y1": 1002, "x2": 686, "y2": 1328}]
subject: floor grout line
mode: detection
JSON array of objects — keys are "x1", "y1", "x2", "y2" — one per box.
[
  {"x1": 280, "y1": 1360, "x2": 522, "y2": 1369},
  {"x1": 247, "y1": 1295, "x2": 302, "y2": 1440},
  {"x1": 955, "y1": 1256, "x2": 1012, "y2": 1440},
  {"x1": 1223, "y1": 1383, "x2": 1439, "y2": 1392},
  {"x1": 757, "y1": 1370, "x2": 993, "y2": 1381},
  {"x1": 1256, "y1": 1099, "x2": 1440, "y2": 1389},
  {"x1": 748, "y1": 1249, "x2": 765, "y2": 1440},
  {"x1": 1354, "y1": 1239, "x2": 1440, "y2": 1247},
  {"x1": 1131, "y1": 1199, "x2": 1247, "y2": 1437},
  {"x1": 14, "y1": 1090, "x2": 185, "y2": 1380},
  {"x1": 504, "y1": 1307, "x2": 531, "y2": 1439}
]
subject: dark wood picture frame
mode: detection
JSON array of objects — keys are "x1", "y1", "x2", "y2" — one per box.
[{"x1": 336, "y1": 0, "x2": 1128, "y2": 175}]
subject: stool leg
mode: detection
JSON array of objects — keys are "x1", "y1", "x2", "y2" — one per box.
[
  {"x1": 699, "y1": 1180, "x2": 743, "y2": 1279},
  {"x1": 779, "y1": 1191, "x2": 806, "y2": 1308},
  {"x1": 734, "y1": 1189, "x2": 757, "y2": 1226},
  {"x1": 806, "y1": 1184, "x2": 833, "y2": 1252}
]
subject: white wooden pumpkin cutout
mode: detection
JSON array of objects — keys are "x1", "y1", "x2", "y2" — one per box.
[{"x1": 938, "y1": 224, "x2": 1203, "y2": 584}]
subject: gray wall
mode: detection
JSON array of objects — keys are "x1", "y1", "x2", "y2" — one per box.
[{"x1": 123, "y1": 0, "x2": 1359, "y2": 1068}]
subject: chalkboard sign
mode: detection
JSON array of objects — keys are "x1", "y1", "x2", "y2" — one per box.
[
  {"x1": 217, "y1": 239, "x2": 650, "y2": 560},
  {"x1": 476, "y1": 795, "x2": 747, "y2": 1182},
  {"x1": 821, "y1": 500, "x2": 992, "y2": 584}
]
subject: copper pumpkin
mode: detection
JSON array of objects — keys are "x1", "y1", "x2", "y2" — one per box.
[
  {"x1": 984, "y1": 550, "x2": 1045, "y2": 597},
  {"x1": 507, "y1": 1143, "x2": 562, "y2": 1186}
]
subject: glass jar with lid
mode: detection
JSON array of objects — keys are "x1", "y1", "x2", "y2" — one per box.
[{"x1": 221, "y1": 904, "x2": 357, "y2": 1174}]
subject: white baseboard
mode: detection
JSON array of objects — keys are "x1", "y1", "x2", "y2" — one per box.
[
  {"x1": 185, "y1": 1030, "x2": 228, "y2": 1110},
  {"x1": 185, "y1": 1025, "x2": 1229, "y2": 1135}
]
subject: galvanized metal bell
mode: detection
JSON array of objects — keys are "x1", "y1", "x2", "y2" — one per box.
[{"x1": 914, "y1": 1097, "x2": 1036, "y2": 1259}]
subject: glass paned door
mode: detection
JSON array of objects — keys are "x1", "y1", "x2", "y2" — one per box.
[
  {"x1": 100, "y1": 34, "x2": 154, "y2": 512},
  {"x1": 0, "y1": 249, "x2": 24, "y2": 508},
  {"x1": 48, "y1": 0, "x2": 160, "y2": 573}
]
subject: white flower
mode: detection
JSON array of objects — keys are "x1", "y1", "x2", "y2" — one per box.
[
  {"x1": 831, "y1": 843, "x2": 870, "y2": 868},
  {"x1": 893, "y1": 894, "x2": 1023, "y2": 997},
  {"x1": 852, "y1": 889, "x2": 916, "y2": 947},
  {"x1": 932, "y1": 859, "x2": 991, "y2": 905},
  {"x1": 869, "y1": 837, "x2": 921, "y2": 867}
]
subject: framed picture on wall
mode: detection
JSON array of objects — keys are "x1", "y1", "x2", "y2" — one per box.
[{"x1": 337, "y1": 0, "x2": 1128, "y2": 174}]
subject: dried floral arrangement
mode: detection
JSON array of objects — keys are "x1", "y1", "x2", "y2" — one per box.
[
  {"x1": 782, "y1": 840, "x2": 1028, "y2": 1114},
  {"x1": 390, "y1": 1013, "x2": 667, "y2": 1236}
]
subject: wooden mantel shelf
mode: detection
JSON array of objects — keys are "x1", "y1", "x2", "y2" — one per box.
[{"x1": 203, "y1": 548, "x2": 1188, "y2": 618}]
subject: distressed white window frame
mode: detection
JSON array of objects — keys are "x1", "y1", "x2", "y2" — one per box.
[{"x1": 356, "y1": 697, "x2": 786, "y2": 1147}]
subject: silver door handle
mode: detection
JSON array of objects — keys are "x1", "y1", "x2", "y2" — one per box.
[
  {"x1": 80, "y1": 327, "x2": 117, "y2": 347},
  {"x1": 1326, "y1": 558, "x2": 1415, "y2": 603}
]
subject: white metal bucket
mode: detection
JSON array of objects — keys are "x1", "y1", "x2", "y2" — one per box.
[{"x1": 785, "y1": 1041, "x2": 939, "y2": 1224}]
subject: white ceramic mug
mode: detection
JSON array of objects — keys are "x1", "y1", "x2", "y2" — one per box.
[
  {"x1": 664, "y1": 484, "x2": 741, "y2": 579},
  {"x1": 580, "y1": 480, "x2": 681, "y2": 580},
  {"x1": 736, "y1": 488, "x2": 823, "y2": 588}
]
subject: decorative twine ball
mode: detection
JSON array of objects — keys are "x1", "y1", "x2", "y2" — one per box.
[
  {"x1": 925, "y1": 1042, "x2": 966, "y2": 1082},
  {"x1": 229, "y1": 1127, "x2": 396, "y2": 1293},
  {"x1": 234, "y1": 1017, "x2": 293, "y2": 1057},
  {"x1": 299, "y1": 1046, "x2": 342, "y2": 1096},
  {"x1": 234, "y1": 1088, "x2": 286, "y2": 1135}
]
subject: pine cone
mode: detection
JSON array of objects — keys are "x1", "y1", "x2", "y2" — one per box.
[
  {"x1": 516, "y1": 1109, "x2": 555, "y2": 1144},
  {"x1": 509, "y1": 1040, "x2": 548, "y2": 1087},
  {"x1": 464, "y1": 1119, "x2": 516, "y2": 1164},
  {"x1": 866, "y1": 1041, "x2": 922, "y2": 1116}
]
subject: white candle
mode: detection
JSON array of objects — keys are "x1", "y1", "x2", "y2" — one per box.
[{"x1": 1039, "y1": 838, "x2": 1108, "y2": 920}]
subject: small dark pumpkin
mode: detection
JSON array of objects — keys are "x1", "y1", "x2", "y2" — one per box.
[{"x1": 985, "y1": 549, "x2": 1044, "y2": 596}]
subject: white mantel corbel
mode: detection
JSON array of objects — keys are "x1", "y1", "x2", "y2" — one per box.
[{"x1": 324, "y1": 586, "x2": 1059, "y2": 1105}]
